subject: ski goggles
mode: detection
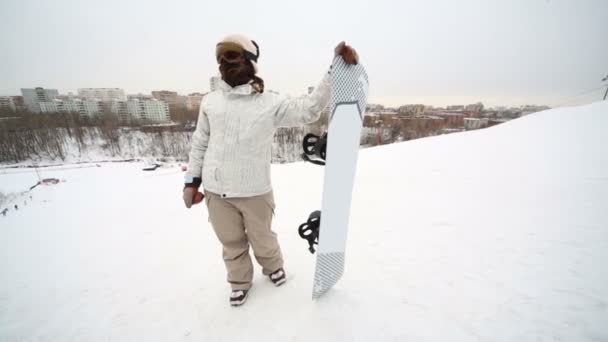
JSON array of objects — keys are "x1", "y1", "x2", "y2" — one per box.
[{"x1": 216, "y1": 42, "x2": 258, "y2": 64}]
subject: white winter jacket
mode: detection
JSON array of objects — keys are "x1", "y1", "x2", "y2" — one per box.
[{"x1": 186, "y1": 73, "x2": 331, "y2": 198}]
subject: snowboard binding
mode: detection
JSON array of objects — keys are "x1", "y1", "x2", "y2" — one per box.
[
  {"x1": 298, "y1": 210, "x2": 321, "y2": 254},
  {"x1": 301, "y1": 133, "x2": 327, "y2": 166}
]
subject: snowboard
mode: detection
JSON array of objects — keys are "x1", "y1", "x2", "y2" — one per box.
[{"x1": 312, "y1": 56, "x2": 369, "y2": 299}]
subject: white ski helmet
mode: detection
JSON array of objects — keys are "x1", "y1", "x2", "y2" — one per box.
[{"x1": 216, "y1": 34, "x2": 260, "y2": 74}]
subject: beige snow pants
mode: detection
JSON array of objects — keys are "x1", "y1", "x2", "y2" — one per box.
[{"x1": 205, "y1": 190, "x2": 284, "y2": 290}]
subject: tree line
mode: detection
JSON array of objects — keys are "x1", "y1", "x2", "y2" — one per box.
[{"x1": 1, "y1": 104, "x2": 448, "y2": 164}]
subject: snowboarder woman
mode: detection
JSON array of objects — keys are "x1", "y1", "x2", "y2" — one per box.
[{"x1": 183, "y1": 34, "x2": 358, "y2": 306}]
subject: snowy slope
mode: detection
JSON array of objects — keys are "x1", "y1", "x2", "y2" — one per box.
[{"x1": 1, "y1": 102, "x2": 607, "y2": 341}]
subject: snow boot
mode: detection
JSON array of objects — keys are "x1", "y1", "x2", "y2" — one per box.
[
  {"x1": 230, "y1": 289, "x2": 249, "y2": 306},
  {"x1": 269, "y1": 268, "x2": 286, "y2": 287}
]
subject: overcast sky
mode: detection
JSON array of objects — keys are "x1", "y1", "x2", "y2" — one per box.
[{"x1": 1, "y1": 0, "x2": 606, "y2": 107}]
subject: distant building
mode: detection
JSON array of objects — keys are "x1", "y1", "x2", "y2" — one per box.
[
  {"x1": 38, "y1": 101, "x2": 60, "y2": 113},
  {"x1": 0, "y1": 96, "x2": 17, "y2": 112},
  {"x1": 210, "y1": 76, "x2": 221, "y2": 92},
  {"x1": 110, "y1": 101, "x2": 129, "y2": 121},
  {"x1": 152, "y1": 90, "x2": 177, "y2": 103},
  {"x1": 21, "y1": 87, "x2": 59, "y2": 113},
  {"x1": 446, "y1": 105, "x2": 464, "y2": 111},
  {"x1": 495, "y1": 108, "x2": 522, "y2": 119},
  {"x1": 128, "y1": 94, "x2": 154, "y2": 101},
  {"x1": 151, "y1": 90, "x2": 187, "y2": 107},
  {"x1": 0, "y1": 96, "x2": 26, "y2": 113},
  {"x1": 111, "y1": 98, "x2": 170, "y2": 122},
  {"x1": 465, "y1": 102, "x2": 484, "y2": 114},
  {"x1": 398, "y1": 104, "x2": 425, "y2": 114},
  {"x1": 77, "y1": 88, "x2": 126, "y2": 102},
  {"x1": 435, "y1": 111, "x2": 465, "y2": 127},
  {"x1": 11, "y1": 96, "x2": 25, "y2": 111},
  {"x1": 487, "y1": 118, "x2": 510, "y2": 128},
  {"x1": 521, "y1": 105, "x2": 550, "y2": 116},
  {"x1": 39, "y1": 98, "x2": 104, "y2": 117},
  {"x1": 186, "y1": 92, "x2": 206, "y2": 111},
  {"x1": 464, "y1": 118, "x2": 489, "y2": 130}
]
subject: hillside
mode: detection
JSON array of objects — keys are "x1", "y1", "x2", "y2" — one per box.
[{"x1": 1, "y1": 102, "x2": 607, "y2": 341}]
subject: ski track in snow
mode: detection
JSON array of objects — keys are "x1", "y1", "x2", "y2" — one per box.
[{"x1": 1, "y1": 102, "x2": 607, "y2": 341}]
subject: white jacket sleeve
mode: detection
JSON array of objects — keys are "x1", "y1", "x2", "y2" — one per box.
[
  {"x1": 273, "y1": 73, "x2": 331, "y2": 128},
  {"x1": 186, "y1": 99, "x2": 210, "y2": 179}
]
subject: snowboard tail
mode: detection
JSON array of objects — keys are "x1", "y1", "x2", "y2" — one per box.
[{"x1": 312, "y1": 252, "x2": 345, "y2": 298}]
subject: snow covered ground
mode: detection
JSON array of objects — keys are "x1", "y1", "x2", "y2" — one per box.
[{"x1": 1, "y1": 102, "x2": 607, "y2": 341}]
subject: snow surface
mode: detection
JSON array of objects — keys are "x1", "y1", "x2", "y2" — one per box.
[{"x1": 1, "y1": 102, "x2": 607, "y2": 341}]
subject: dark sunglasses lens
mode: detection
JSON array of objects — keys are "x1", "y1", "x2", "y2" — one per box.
[
  {"x1": 226, "y1": 51, "x2": 240, "y2": 58},
  {"x1": 222, "y1": 51, "x2": 242, "y2": 61}
]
